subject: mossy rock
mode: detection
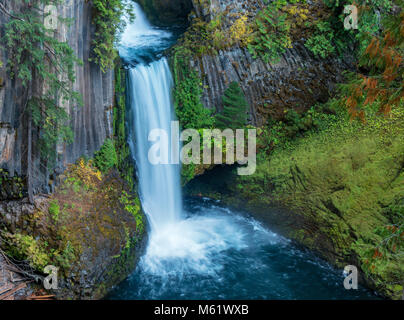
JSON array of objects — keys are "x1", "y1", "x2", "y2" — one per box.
[
  {"x1": 0, "y1": 161, "x2": 147, "y2": 300},
  {"x1": 0, "y1": 169, "x2": 24, "y2": 201},
  {"x1": 185, "y1": 108, "x2": 404, "y2": 299}
]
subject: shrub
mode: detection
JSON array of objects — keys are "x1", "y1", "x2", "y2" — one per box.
[
  {"x1": 173, "y1": 46, "x2": 215, "y2": 130},
  {"x1": 304, "y1": 21, "x2": 335, "y2": 58},
  {"x1": 94, "y1": 139, "x2": 118, "y2": 173},
  {"x1": 49, "y1": 200, "x2": 61, "y2": 221},
  {"x1": 3, "y1": 233, "x2": 50, "y2": 271},
  {"x1": 248, "y1": 1, "x2": 292, "y2": 63}
]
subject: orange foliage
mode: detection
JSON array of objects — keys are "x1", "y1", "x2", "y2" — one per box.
[{"x1": 346, "y1": 11, "x2": 404, "y2": 119}]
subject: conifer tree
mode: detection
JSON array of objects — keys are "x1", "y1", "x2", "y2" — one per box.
[
  {"x1": 343, "y1": 5, "x2": 403, "y2": 120},
  {"x1": 215, "y1": 82, "x2": 248, "y2": 129},
  {"x1": 0, "y1": 0, "x2": 82, "y2": 202}
]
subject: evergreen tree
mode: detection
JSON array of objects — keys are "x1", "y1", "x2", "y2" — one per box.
[
  {"x1": 215, "y1": 82, "x2": 248, "y2": 129},
  {"x1": 342, "y1": 1, "x2": 403, "y2": 119},
  {"x1": 0, "y1": 0, "x2": 82, "y2": 202}
]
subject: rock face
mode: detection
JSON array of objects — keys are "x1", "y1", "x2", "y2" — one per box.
[
  {"x1": 137, "y1": 0, "x2": 193, "y2": 26},
  {"x1": 185, "y1": 114, "x2": 404, "y2": 299},
  {"x1": 0, "y1": 165, "x2": 147, "y2": 300},
  {"x1": 172, "y1": 0, "x2": 353, "y2": 126},
  {"x1": 0, "y1": 0, "x2": 114, "y2": 194}
]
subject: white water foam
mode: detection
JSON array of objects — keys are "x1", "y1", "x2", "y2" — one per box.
[{"x1": 123, "y1": 3, "x2": 275, "y2": 281}]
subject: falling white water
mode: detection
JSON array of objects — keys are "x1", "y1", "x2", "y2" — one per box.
[
  {"x1": 127, "y1": 58, "x2": 182, "y2": 232},
  {"x1": 109, "y1": 4, "x2": 379, "y2": 300},
  {"x1": 119, "y1": 2, "x2": 172, "y2": 63},
  {"x1": 122, "y1": 3, "x2": 250, "y2": 276},
  {"x1": 120, "y1": 2, "x2": 171, "y2": 46}
]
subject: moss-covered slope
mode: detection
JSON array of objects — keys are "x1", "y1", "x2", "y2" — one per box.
[
  {"x1": 186, "y1": 107, "x2": 404, "y2": 299},
  {"x1": 0, "y1": 160, "x2": 146, "y2": 299}
]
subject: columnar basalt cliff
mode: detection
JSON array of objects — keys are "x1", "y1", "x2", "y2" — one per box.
[
  {"x1": 169, "y1": 0, "x2": 354, "y2": 126},
  {"x1": 0, "y1": 1, "x2": 148, "y2": 299},
  {"x1": 150, "y1": 0, "x2": 403, "y2": 299},
  {"x1": 0, "y1": 0, "x2": 114, "y2": 194}
]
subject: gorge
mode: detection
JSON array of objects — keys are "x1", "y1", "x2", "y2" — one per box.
[
  {"x1": 107, "y1": 3, "x2": 377, "y2": 300},
  {"x1": 0, "y1": 0, "x2": 402, "y2": 300}
]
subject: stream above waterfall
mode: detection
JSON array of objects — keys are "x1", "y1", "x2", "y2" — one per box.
[{"x1": 108, "y1": 3, "x2": 379, "y2": 300}]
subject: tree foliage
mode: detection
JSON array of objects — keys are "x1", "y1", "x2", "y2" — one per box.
[
  {"x1": 215, "y1": 82, "x2": 248, "y2": 129},
  {"x1": 248, "y1": 0, "x2": 292, "y2": 63},
  {"x1": 2, "y1": 0, "x2": 82, "y2": 164},
  {"x1": 173, "y1": 46, "x2": 214, "y2": 129},
  {"x1": 304, "y1": 21, "x2": 336, "y2": 58},
  {"x1": 93, "y1": 138, "x2": 118, "y2": 173},
  {"x1": 90, "y1": 0, "x2": 134, "y2": 72},
  {"x1": 343, "y1": 6, "x2": 403, "y2": 119}
]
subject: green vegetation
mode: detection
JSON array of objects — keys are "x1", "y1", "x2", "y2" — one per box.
[
  {"x1": 2, "y1": 233, "x2": 51, "y2": 271},
  {"x1": 113, "y1": 64, "x2": 136, "y2": 188},
  {"x1": 215, "y1": 82, "x2": 248, "y2": 129},
  {"x1": 247, "y1": 0, "x2": 395, "y2": 62},
  {"x1": 1, "y1": 158, "x2": 145, "y2": 294},
  {"x1": 94, "y1": 139, "x2": 118, "y2": 173},
  {"x1": 304, "y1": 21, "x2": 335, "y2": 58},
  {"x1": 172, "y1": 46, "x2": 214, "y2": 130},
  {"x1": 323, "y1": 0, "x2": 394, "y2": 55},
  {"x1": 120, "y1": 191, "x2": 144, "y2": 234},
  {"x1": 341, "y1": 5, "x2": 403, "y2": 119},
  {"x1": 49, "y1": 199, "x2": 61, "y2": 221},
  {"x1": 2, "y1": 0, "x2": 82, "y2": 164},
  {"x1": 248, "y1": 0, "x2": 293, "y2": 63},
  {"x1": 258, "y1": 104, "x2": 404, "y2": 299},
  {"x1": 0, "y1": 169, "x2": 24, "y2": 200},
  {"x1": 90, "y1": 0, "x2": 134, "y2": 72}
]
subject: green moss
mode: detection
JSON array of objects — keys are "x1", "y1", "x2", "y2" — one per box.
[
  {"x1": 172, "y1": 44, "x2": 214, "y2": 130},
  {"x1": 119, "y1": 191, "x2": 144, "y2": 234},
  {"x1": 2, "y1": 233, "x2": 51, "y2": 271},
  {"x1": 0, "y1": 169, "x2": 24, "y2": 200},
  {"x1": 256, "y1": 108, "x2": 403, "y2": 298},
  {"x1": 113, "y1": 63, "x2": 136, "y2": 189},
  {"x1": 187, "y1": 103, "x2": 404, "y2": 299}
]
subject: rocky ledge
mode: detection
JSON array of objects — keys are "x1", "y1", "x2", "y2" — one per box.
[{"x1": 0, "y1": 161, "x2": 147, "y2": 300}]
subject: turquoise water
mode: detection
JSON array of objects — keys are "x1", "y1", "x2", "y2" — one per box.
[{"x1": 107, "y1": 198, "x2": 378, "y2": 300}]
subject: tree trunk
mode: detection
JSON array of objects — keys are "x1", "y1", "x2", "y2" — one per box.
[
  {"x1": 27, "y1": 74, "x2": 34, "y2": 204},
  {"x1": 27, "y1": 107, "x2": 33, "y2": 204}
]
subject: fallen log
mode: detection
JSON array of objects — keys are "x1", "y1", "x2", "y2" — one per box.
[{"x1": 0, "y1": 283, "x2": 26, "y2": 300}]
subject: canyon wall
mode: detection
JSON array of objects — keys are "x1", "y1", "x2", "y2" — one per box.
[
  {"x1": 177, "y1": 0, "x2": 354, "y2": 126},
  {"x1": 0, "y1": 0, "x2": 114, "y2": 195}
]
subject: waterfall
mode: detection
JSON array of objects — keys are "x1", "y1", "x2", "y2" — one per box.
[
  {"x1": 122, "y1": 3, "x2": 182, "y2": 233},
  {"x1": 108, "y1": 3, "x2": 378, "y2": 300},
  {"x1": 127, "y1": 59, "x2": 182, "y2": 232},
  {"x1": 121, "y1": 4, "x2": 246, "y2": 276},
  {"x1": 119, "y1": 3, "x2": 172, "y2": 65}
]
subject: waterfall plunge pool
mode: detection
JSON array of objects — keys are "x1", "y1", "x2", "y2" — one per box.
[
  {"x1": 110, "y1": 3, "x2": 379, "y2": 300},
  {"x1": 107, "y1": 198, "x2": 377, "y2": 300}
]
